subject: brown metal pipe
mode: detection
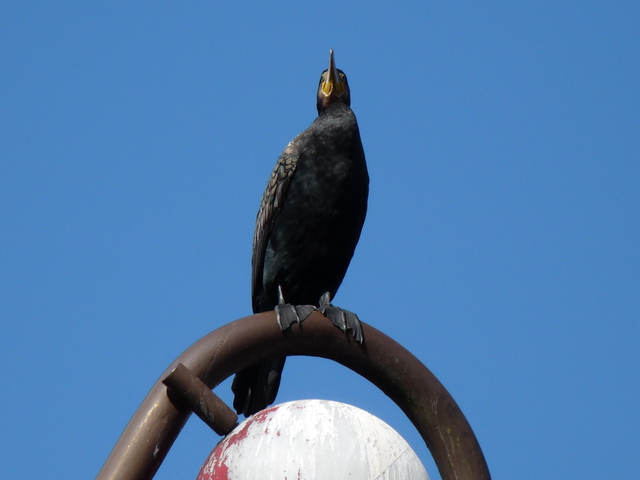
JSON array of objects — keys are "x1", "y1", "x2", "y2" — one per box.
[
  {"x1": 97, "y1": 312, "x2": 490, "y2": 480},
  {"x1": 162, "y1": 363, "x2": 238, "y2": 435}
]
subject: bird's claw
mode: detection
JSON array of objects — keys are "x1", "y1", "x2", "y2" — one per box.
[
  {"x1": 317, "y1": 292, "x2": 364, "y2": 343},
  {"x1": 275, "y1": 304, "x2": 315, "y2": 330},
  {"x1": 295, "y1": 304, "x2": 315, "y2": 322}
]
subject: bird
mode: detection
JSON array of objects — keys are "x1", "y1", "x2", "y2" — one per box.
[{"x1": 231, "y1": 50, "x2": 369, "y2": 417}]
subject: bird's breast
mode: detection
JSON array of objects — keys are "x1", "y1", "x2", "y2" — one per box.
[{"x1": 259, "y1": 104, "x2": 368, "y2": 307}]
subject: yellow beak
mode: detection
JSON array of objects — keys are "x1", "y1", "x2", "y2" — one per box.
[{"x1": 321, "y1": 49, "x2": 345, "y2": 97}]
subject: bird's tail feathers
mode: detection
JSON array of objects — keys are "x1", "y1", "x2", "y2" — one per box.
[{"x1": 231, "y1": 357, "x2": 286, "y2": 417}]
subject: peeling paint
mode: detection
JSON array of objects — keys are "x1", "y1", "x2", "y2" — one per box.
[{"x1": 197, "y1": 400, "x2": 428, "y2": 480}]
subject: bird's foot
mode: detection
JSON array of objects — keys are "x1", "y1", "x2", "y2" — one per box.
[
  {"x1": 317, "y1": 292, "x2": 364, "y2": 343},
  {"x1": 275, "y1": 304, "x2": 315, "y2": 330}
]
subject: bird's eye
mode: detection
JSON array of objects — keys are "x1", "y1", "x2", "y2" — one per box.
[{"x1": 339, "y1": 72, "x2": 346, "y2": 81}]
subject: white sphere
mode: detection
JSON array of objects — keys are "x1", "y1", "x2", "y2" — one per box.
[{"x1": 197, "y1": 399, "x2": 429, "y2": 480}]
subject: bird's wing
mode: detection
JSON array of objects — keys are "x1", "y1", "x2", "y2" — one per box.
[{"x1": 251, "y1": 142, "x2": 299, "y2": 312}]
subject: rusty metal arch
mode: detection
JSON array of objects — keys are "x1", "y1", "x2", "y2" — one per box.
[{"x1": 97, "y1": 311, "x2": 491, "y2": 480}]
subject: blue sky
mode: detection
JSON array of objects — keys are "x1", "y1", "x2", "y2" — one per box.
[{"x1": 1, "y1": 2, "x2": 638, "y2": 479}]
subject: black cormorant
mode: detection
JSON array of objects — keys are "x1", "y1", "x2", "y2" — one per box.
[{"x1": 232, "y1": 50, "x2": 369, "y2": 417}]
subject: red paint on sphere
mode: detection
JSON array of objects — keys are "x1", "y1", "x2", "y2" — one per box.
[{"x1": 197, "y1": 400, "x2": 428, "y2": 480}]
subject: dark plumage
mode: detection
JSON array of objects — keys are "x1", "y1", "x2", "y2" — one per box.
[{"x1": 232, "y1": 50, "x2": 369, "y2": 416}]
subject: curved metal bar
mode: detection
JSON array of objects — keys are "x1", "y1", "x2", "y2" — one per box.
[{"x1": 97, "y1": 312, "x2": 491, "y2": 480}]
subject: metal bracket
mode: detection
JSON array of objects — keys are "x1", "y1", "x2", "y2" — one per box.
[
  {"x1": 97, "y1": 311, "x2": 491, "y2": 480},
  {"x1": 163, "y1": 363, "x2": 238, "y2": 435}
]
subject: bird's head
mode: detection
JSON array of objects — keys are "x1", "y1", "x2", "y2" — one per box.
[{"x1": 316, "y1": 49, "x2": 351, "y2": 113}]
